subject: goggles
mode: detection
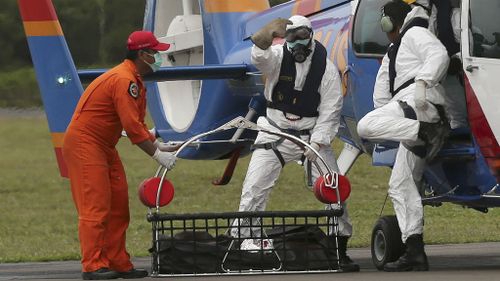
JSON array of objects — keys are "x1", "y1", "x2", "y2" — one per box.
[{"x1": 285, "y1": 27, "x2": 313, "y2": 42}]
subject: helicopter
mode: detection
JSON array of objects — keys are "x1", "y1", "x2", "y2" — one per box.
[{"x1": 18, "y1": 0, "x2": 499, "y2": 269}]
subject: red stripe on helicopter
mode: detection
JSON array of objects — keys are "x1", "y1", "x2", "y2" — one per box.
[
  {"x1": 465, "y1": 75, "x2": 500, "y2": 181},
  {"x1": 54, "y1": 148, "x2": 69, "y2": 178},
  {"x1": 465, "y1": 76, "x2": 500, "y2": 154},
  {"x1": 18, "y1": 0, "x2": 59, "y2": 21}
]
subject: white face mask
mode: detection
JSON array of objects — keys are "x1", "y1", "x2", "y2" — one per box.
[{"x1": 143, "y1": 52, "x2": 163, "y2": 72}]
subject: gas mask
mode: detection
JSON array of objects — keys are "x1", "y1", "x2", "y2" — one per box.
[
  {"x1": 143, "y1": 52, "x2": 163, "y2": 72},
  {"x1": 287, "y1": 39, "x2": 312, "y2": 63},
  {"x1": 285, "y1": 27, "x2": 313, "y2": 63}
]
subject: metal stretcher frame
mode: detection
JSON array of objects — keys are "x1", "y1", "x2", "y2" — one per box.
[
  {"x1": 147, "y1": 117, "x2": 345, "y2": 277},
  {"x1": 148, "y1": 210, "x2": 343, "y2": 276}
]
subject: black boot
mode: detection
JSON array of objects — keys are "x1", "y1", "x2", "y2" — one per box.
[
  {"x1": 82, "y1": 268, "x2": 119, "y2": 280},
  {"x1": 117, "y1": 268, "x2": 149, "y2": 279},
  {"x1": 384, "y1": 234, "x2": 429, "y2": 272},
  {"x1": 418, "y1": 121, "x2": 450, "y2": 161},
  {"x1": 337, "y1": 236, "x2": 360, "y2": 272}
]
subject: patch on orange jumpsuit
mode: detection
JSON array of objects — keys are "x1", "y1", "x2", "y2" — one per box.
[{"x1": 128, "y1": 81, "x2": 139, "y2": 99}]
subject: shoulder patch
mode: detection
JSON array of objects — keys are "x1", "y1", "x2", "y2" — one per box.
[{"x1": 128, "y1": 81, "x2": 139, "y2": 99}]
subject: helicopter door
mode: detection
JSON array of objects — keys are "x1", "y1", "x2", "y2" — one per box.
[{"x1": 461, "y1": 0, "x2": 500, "y2": 144}]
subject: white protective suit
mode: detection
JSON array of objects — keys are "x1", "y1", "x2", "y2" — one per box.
[
  {"x1": 357, "y1": 7, "x2": 449, "y2": 243},
  {"x1": 232, "y1": 40, "x2": 352, "y2": 238},
  {"x1": 414, "y1": 0, "x2": 467, "y2": 128},
  {"x1": 429, "y1": 2, "x2": 468, "y2": 129}
]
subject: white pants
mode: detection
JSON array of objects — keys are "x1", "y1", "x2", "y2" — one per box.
[
  {"x1": 232, "y1": 133, "x2": 353, "y2": 238},
  {"x1": 357, "y1": 97, "x2": 440, "y2": 243},
  {"x1": 442, "y1": 74, "x2": 468, "y2": 129}
]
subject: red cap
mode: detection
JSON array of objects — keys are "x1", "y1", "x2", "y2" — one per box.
[{"x1": 127, "y1": 31, "x2": 170, "y2": 51}]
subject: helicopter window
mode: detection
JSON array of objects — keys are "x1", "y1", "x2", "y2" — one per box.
[
  {"x1": 469, "y1": 0, "x2": 500, "y2": 59},
  {"x1": 353, "y1": 0, "x2": 391, "y2": 57}
]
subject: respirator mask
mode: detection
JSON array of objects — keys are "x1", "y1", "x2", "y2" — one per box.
[{"x1": 285, "y1": 27, "x2": 313, "y2": 63}]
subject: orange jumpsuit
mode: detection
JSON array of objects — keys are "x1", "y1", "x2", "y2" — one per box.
[{"x1": 62, "y1": 59, "x2": 155, "y2": 272}]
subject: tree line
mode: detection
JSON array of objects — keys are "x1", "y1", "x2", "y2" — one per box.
[{"x1": 2, "y1": 0, "x2": 146, "y2": 71}]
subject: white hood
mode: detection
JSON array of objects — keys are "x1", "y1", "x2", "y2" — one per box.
[{"x1": 402, "y1": 5, "x2": 430, "y2": 30}]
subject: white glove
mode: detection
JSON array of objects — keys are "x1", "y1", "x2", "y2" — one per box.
[
  {"x1": 152, "y1": 148, "x2": 176, "y2": 170},
  {"x1": 304, "y1": 142, "x2": 321, "y2": 162},
  {"x1": 149, "y1": 128, "x2": 157, "y2": 137},
  {"x1": 414, "y1": 80, "x2": 427, "y2": 110},
  {"x1": 154, "y1": 140, "x2": 181, "y2": 152}
]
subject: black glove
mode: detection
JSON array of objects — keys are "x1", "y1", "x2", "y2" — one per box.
[{"x1": 447, "y1": 56, "x2": 462, "y2": 75}]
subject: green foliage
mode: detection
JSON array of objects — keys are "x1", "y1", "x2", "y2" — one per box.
[
  {"x1": 100, "y1": 0, "x2": 146, "y2": 64},
  {"x1": 0, "y1": 0, "x2": 146, "y2": 108},
  {"x1": 52, "y1": 0, "x2": 145, "y2": 66},
  {"x1": 53, "y1": 0, "x2": 103, "y2": 66},
  {"x1": 0, "y1": 68, "x2": 40, "y2": 108},
  {"x1": 0, "y1": 0, "x2": 32, "y2": 70},
  {"x1": 2, "y1": 0, "x2": 145, "y2": 71}
]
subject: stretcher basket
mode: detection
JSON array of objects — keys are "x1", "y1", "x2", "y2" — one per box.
[{"x1": 146, "y1": 117, "x2": 346, "y2": 277}]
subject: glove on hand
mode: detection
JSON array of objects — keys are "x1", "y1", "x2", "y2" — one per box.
[
  {"x1": 251, "y1": 18, "x2": 292, "y2": 50},
  {"x1": 149, "y1": 128, "x2": 158, "y2": 138},
  {"x1": 152, "y1": 149, "x2": 176, "y2": 170},
  {"x1": 414, "y1": 80, "x2": 427, "y2": 110},
  {"x1": 304, "y1": 142, "x2": 321, "y2": 162},
  {"x1": 154, "y1": 140, "x2": 181, "y2": 152},
  {"x1": 447, "y1": 56, "x2": 462, "y2": 75}
]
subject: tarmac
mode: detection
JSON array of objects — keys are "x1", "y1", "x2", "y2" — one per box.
[{"x1": 1, "y1": 242, "x2": 499, "y2": 281}]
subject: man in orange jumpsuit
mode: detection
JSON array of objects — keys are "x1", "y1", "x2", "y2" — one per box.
[{"x1": 62, "y1": 31, "x2": 176, "y2": 280}]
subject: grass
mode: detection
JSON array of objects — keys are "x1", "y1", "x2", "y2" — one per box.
[{"x1": 0, "y1": 113, "x2": 499, "y2": 263}]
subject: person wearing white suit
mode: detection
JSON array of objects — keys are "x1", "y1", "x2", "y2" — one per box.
[
  {"x1": 233, "y1": 15, "x2": 359, "y2": 271},
  {"x1": 411, "y1": 0, "x2": 467, "y2": 129},
  {"x1": 357, "y1": 0, "x2": 450, "y2": 272}
]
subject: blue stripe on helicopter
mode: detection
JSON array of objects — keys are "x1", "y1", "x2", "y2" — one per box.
[{"x1": 26, "y1": 36, "x2": 82, "y2": 133}]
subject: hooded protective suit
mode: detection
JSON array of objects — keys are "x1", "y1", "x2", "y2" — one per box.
[
  {"x1": 357, "y1": 7, "x2": 449, "y2": 243},
  {"x1": 232, "y1": 16, "x2": 352, "y2": 239},
  {"x1": 412, "y1": 0, "x2": 467, "y2": 129},
  {"x1": 431, "y1": 1, "x2": 467, "y2": 129}
]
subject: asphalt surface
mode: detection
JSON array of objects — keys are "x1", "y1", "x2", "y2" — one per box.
[{"x1": 1, "y1": 242, "x2": 499, "y2": 281}]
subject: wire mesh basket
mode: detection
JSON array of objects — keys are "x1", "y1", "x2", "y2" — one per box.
[{"x1": 148, "y1": 209, "x2": 343, "y2": 276}]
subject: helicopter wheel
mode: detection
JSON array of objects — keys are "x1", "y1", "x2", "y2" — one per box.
[{"x1": 371, "y1": 215, "x2": 405, "y2": 270}]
